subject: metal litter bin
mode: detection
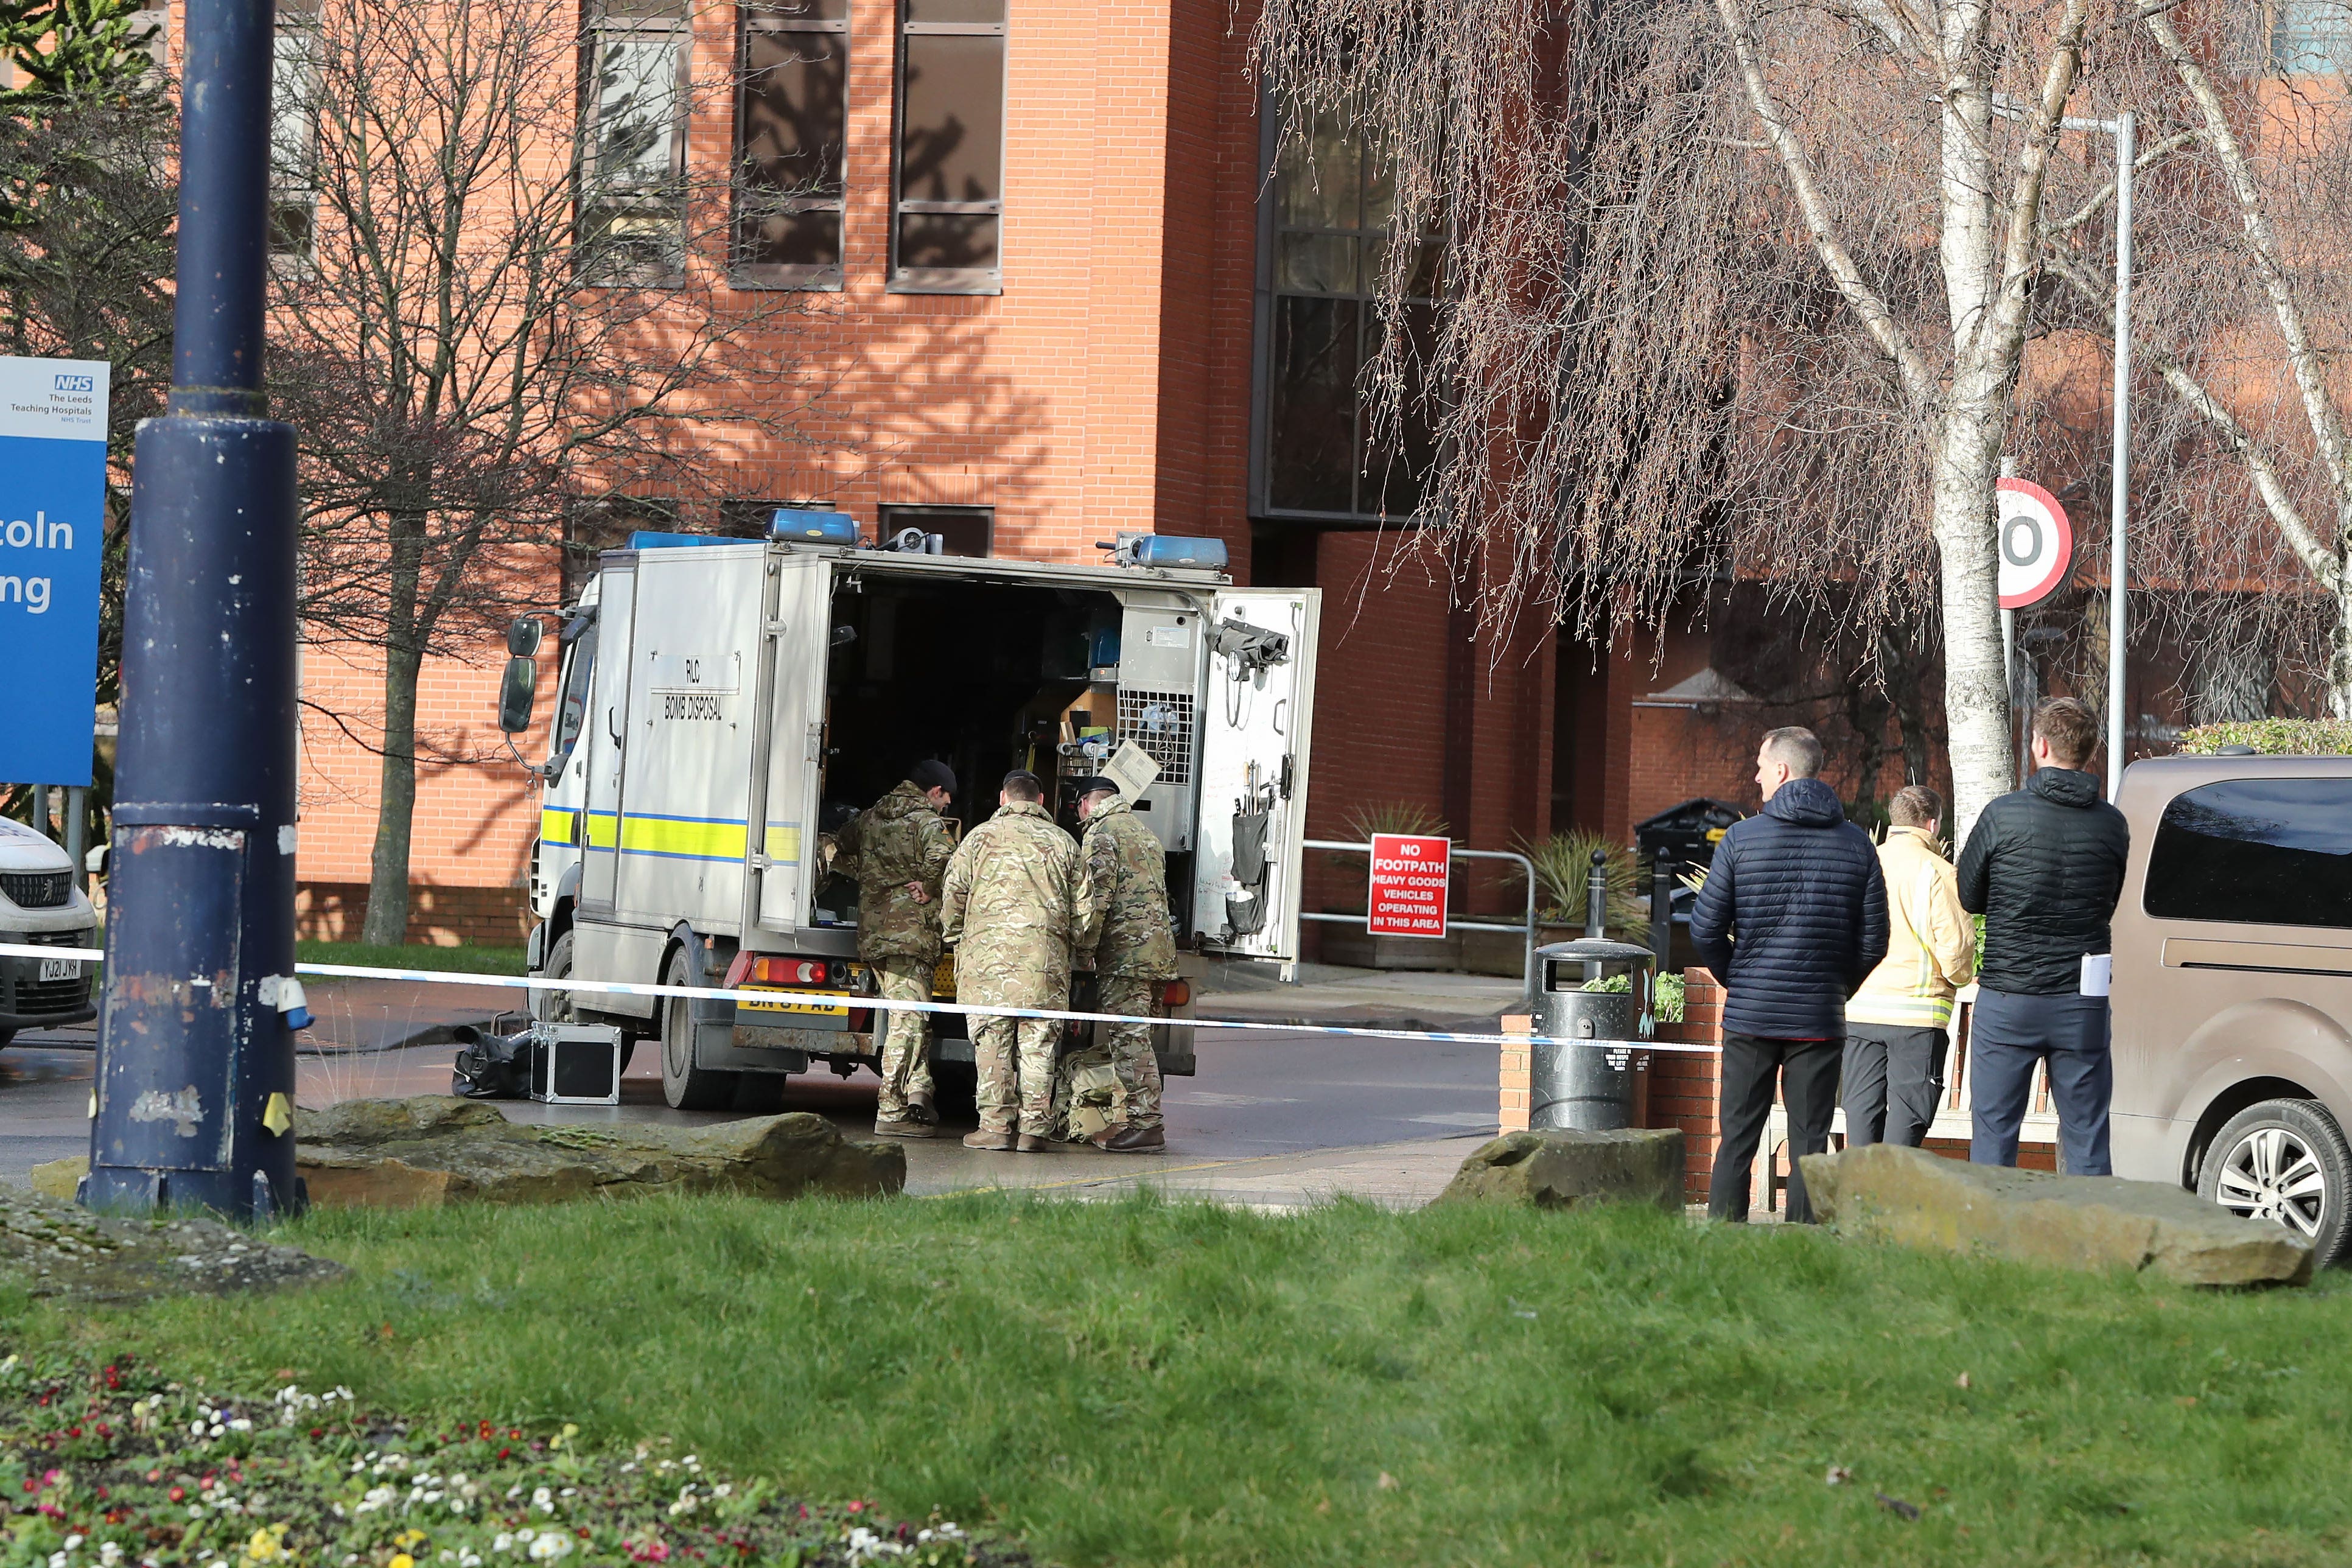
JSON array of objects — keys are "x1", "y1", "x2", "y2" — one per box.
[{"x1": 1531, "y1": 938, "x2": 1656, "y2": 1131}]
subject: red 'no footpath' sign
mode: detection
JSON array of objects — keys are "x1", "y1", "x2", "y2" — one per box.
[{"x1": 1367, "y1": 833, "x2": 1451, "y2": 938}]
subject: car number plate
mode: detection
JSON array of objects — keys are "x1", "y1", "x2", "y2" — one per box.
[{"x1": 38, "y1": 958, "x2": 79, "y2": 982}]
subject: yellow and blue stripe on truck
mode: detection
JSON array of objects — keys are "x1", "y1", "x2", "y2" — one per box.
[{"x1": 545, "y1": 810, "x2": 798, "y2": 864}]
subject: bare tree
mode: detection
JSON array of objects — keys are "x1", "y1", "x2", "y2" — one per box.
[
  {"x1": 0, "y1": 5, "x2": 175, "y2": 835},
  {"x1": 1253, "y1": 0, "x2": 2138, "y2": 833},
  {"x1": 271, "y1": 0, "x2": 824, "y2": 943}
]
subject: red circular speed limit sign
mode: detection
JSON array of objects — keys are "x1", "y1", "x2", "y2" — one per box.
[{"x1": 1996, "y1": 477, "x2": 2074, "y2": 610}]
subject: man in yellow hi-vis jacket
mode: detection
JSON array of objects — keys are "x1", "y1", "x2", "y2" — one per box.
[{"x1": 1844, "y1": 785, "x2": 1976, "y2": 1147}]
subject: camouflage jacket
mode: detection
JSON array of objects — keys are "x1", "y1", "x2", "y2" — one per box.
[
  {"x1": 832, "y1": 782, "x2": 956, "y2": 964},
  {"x1": 1077, "y1": 797, "x2": 1177, "y2": 978},
  {"x1": 940, "y1": 799, "x2": 1085, "y2": 1007}
]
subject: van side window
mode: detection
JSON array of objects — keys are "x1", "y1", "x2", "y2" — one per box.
[{"x1": 2144, "y1": 779, "x2": 2352, "y2": 928}]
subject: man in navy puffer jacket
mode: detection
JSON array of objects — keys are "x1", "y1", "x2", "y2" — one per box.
[{"x1": 1690, "y1": 727, "x2": 1889, "y2": 1222}]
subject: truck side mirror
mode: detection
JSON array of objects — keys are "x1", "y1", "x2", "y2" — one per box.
[
  {"x1": 507, "y1": 617, "x2": 544, "y2": 657},
  {"x1": 498, "y1": 656, "x2": 539, "y2": 733}
]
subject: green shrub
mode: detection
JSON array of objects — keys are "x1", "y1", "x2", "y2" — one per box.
[
  {"x1": 1581, "y1": 968, "x2": 1685, "y2": 1022},
  {"x1": 1522, "y1": 828, "x2": 1643, "y2": 935},
  {"x1": 2176, "y1": 718, "x2": 2352, "y2": 756}
]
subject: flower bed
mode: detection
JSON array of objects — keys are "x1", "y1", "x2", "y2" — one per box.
[{"x1": 0, "y1": 1352, "x2": 1020, "y2": 1568}]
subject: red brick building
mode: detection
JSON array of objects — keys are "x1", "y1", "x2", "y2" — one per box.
[{"x1": 282, "y1": 0, "x2": 2222, "y2": 947}]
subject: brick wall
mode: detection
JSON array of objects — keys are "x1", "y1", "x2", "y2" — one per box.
[
  {"x1": 296, "y1": 881, "x2": 530, "y2": 947},
  {"x1": 1648, "y1": 971, "x2": 1725, "y2": 1202}
]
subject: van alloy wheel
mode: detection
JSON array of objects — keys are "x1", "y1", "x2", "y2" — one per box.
[
  {"x1": 2213, "y1": 1127, "x2": 2326, "y2": 1237},
  {"x1": 2199, "y1": 1098, "x2": 2352, "y2": 1269}
]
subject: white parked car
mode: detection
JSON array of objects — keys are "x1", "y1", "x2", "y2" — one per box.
[{"x1": 0, "y1": 818, "x2": 99, "y2": 1046}]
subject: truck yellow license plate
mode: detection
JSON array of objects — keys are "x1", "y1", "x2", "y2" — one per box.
[{"x1": 738, "y1": 987, "x2": 857, "y2": 1018}]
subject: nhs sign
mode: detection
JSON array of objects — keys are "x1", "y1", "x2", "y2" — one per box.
[{"x1": 0, "y1": 355, "x2": 109, "y2": 786}]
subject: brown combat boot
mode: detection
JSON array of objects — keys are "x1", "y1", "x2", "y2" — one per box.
[
  {"x1": 906, "y1": 1094, "x2": 940, "y2": 1127},
  {"x1": 963, "y1": 1129, "x2": 1016, "y2": 1151},
  {"x1": 1015, "y1": 1133, "x2": 1056, "y2": 1153},
  {"x1": 1092, "y1": 1124, "x2": 1166, "y2": 1154},
  {"x1": 872, "y1": 1116, "x2": 936, "y2": 1140}
]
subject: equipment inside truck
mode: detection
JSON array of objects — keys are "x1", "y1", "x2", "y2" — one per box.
[{"x1": 811, "y1": 569, "x2": 1195, "y2": 939}]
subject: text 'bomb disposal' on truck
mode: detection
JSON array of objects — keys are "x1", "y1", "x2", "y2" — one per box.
[{"x1": 494, "y1": 514, "x2": 1320, "y2": 1113}]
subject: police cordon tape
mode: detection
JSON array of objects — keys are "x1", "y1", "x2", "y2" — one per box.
[{"x1": 0, "y1": 942, "x2": 1727, "y2": 1054}]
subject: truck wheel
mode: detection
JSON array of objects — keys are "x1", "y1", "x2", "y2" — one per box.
[
  {"x1": 2200, "y1": 1099, "x2": 2352, "y2": 1268},
  {"x1": 0, "y1": 1028, "x2": 13, "y2": 1052},
  {"x1": 533, "y1": 930, "x2": 577, "y2": 1024},
  {"x1": 659, "y1": 950, "x2": 738, "y2": 1110}
]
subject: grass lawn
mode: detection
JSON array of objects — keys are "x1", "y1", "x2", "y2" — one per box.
[
  {"x1": 10, "y1": 1192, "x2": 2351, "y2": 1566},
  {"x1": 295, "y1": 941, "x2": 528, "y2": 978}
]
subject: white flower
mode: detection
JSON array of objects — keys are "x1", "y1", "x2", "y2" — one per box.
[
  {"x1": 65, "y1": 1539, "x2": 86, "y2": 1552},
  {"x1": 460, "y1": 1553, "x2": 482, "y2": 1568},
  {"x1": 100, "y1": 1543, "x2": 124, "y2": 1566},
  {"x1": 47, "y1": 1553, "x2": 68, "y2": 1568},
  {"x1": 506, "y1": 1486, "x2": 524, "y2": 1502},
  {"x1": 1, "y1": 1353, "x2": 19, "y2": 1373},
  {"x1": 448, "y1": 1498, "x2": 468, "y2": 1514},
  {"x1": 531, "y1": 1486, "x2": 556, "y2": 1515},
  {"x1": 491, "y1": 1535, "x2": 516, "y2": 1556},
  {"x1": 710, "y1": 1485, "x2": 731, "y2": 1499},
  {"x1": 191, "y1": 1421, "x2": 208, "y2": 1438},
  {"x1": 618, "y1": 1463, "x2": 636, "y2": 1475},
  {"x1": 681, "y1": 1457, "x2": 699, "y2": 1471},
  {"x1": 354, "y1": 1486, "x2": 397, "y2": 1516},
  {"x1": 227, "y1": 1419, "x2": 252, "y2": 1433},
  {"x1": 558, "y1": 1488, "x2": 576, "y2": 1499},
  {"x1": 526, "y1": 1536, "x2": 572, "y2": 1561},
  {"x1": 330, "y1": 1505, "x2": 346, "y2": 1520}
]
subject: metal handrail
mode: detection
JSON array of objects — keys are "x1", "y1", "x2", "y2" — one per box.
[{"x1": 1301, "y1": 839, "x2": 1539, "y2": 1009}]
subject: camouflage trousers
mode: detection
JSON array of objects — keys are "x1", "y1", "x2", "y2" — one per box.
[
  {"x1": 1054, "y1": 975, "x2": 1164, "y2": 1138},
  {"x1": 971, "y1": 1013, "x2": 1059, "y2": 1138},
  {"x1": 872, "y1": 957, "x2": 934, "y2": 1119}
]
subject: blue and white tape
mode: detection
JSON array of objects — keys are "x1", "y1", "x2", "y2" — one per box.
[{"x1": 0, "y1": 942, "x2": 1725, "y2": 1054}]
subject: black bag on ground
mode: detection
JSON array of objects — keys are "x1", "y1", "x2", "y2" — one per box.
[{"x1": 450, "y1": 1025, "x2": 533, "y2": 1099}]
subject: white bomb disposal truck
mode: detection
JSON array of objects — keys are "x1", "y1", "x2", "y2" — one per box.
[{"x1": 495, "y1": 516, "x2": 1320, "y2": 1112}]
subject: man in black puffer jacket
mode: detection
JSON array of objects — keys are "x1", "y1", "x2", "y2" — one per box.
[
  {"x1": 1691, "y1": 727, "x2": 1888, "y2": 1223},
  {"x1": 1956, "y1": 697, "x2": 2129, "y2": 1174}
]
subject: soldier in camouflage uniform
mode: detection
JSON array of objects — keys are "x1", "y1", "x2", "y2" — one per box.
[
  {"x1": 831, "y1": 760, "x2": 958, "y2": 1138},
  {"x1": 940, "y1": 770, "x2": 1086, "y2": 1152},
  {"x1": 1062, "y1": 779, "x2": 1175, "y2": 1152}
]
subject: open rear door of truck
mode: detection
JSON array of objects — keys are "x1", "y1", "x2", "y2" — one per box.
[
  {"x1": 752, "y1": 553, "x2": 828, "y2": 931},
  {"x1": 1191, "y1": 589, "x2": 1319, "y2": 962},
  {"x1": 576, "y1": 558, "x2": 638, "y2": 918}
]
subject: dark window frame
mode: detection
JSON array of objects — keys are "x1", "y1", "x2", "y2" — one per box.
[
  {"x1": 887, "y1": 0, "x2": 1005, "y2": 296},
  {"x1": 268, "y1": 0, "x2": 322, "y2": 263},
  {"x1": 577, "y1": 0, "x2": 693, "y2": 287},
  {"x1": 732, "y1": 0, "x2": 849, "y2": 291},
  {"x1": 2272, "y1": 1, "x2": 2352, "y2": 73},
  {"x1": 1248, "y1": 94, "x2": 1444, "y2": 528},
  {"x1": 878, "y1": 502, "x2": 991, "y2": 556}
]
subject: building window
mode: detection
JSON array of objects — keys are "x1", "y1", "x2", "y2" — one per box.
[
  {"x1": 580, "y1": 0, "x2": 690, "y2": 283},
  {"x1": 269, "y1": 1, "x2": 321, "y2": 259},
  {"x1": 878, "y1": 503, "x2": 990, "y2": 556},
  {"x1": 2274, "y1": 2, "x2": 2352, "y2": 71},
  {"x1": 734, "y1": 0, "x2": 847, "y2": 289},
  {"x1": 565, "y1": 495, "x2": 681, "y2": 597},
  {"x1": 890, "y1": 0, "x2": 1003, "y2": 293},
  {"x1": 1253, "y1": 109, "x2": 1443, "y2": 523}
]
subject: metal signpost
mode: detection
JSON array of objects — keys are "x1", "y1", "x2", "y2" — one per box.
[
  {"x1": 0, "y1": 355, "x2": 111, "y2": 868},
  {"x1": 84, "y1": 0, "x2": 304, "y2": 1219}
]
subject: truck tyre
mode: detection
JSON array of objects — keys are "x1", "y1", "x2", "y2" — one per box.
[
  {"x1": 2199, "y1": 1098, "x2": 2352, "y2": 1269},
  {"x1": 533, "y1": 930, "x2": 577, "y2": 1024},
  {"x1": 0, "y1": 1028, "x2": 13, "y2": 1052},
  {"x1": 659, "y1": 950, "x2": 738, "y2": 1110}
]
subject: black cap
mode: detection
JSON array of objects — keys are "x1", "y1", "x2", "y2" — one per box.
[
  {"x1": 1072, "y1": 777, "x2": 1119, "y2": 798},
  {"x1": 908, "y1": 759, "x2": 956, "y2": 796}
]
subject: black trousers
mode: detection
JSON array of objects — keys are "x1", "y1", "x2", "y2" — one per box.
[
  {"x1": 1842, "y1": 1024, "x2": 1950, "y2": 1149},
  {"x1": 1709, "y1": 1033, "x2": 1842, "y2": 1223}
]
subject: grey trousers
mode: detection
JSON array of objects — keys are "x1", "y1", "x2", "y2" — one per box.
[{"x1": 1842, "y1": 1024, "x2": 1950, "y2": 1149}]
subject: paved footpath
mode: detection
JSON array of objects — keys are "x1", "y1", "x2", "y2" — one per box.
[{"x1": 0, "y1": 963, "x2": 1515, "y2": 1208}]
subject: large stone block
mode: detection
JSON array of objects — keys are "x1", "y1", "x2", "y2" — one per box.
[
  {"x1": 0, "y1": 1183, "x2": 344, "y2": 1302},
  {"x1": 297, "y1": 1097, "x2": 905, "y2": 1207},
  {"x1": 1437, "y1": 1127, "x2": 1685, "y2": 1213},
  {"x1": 1799, "y1": 1143, "x2": 2313, "y2": 1287}
]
